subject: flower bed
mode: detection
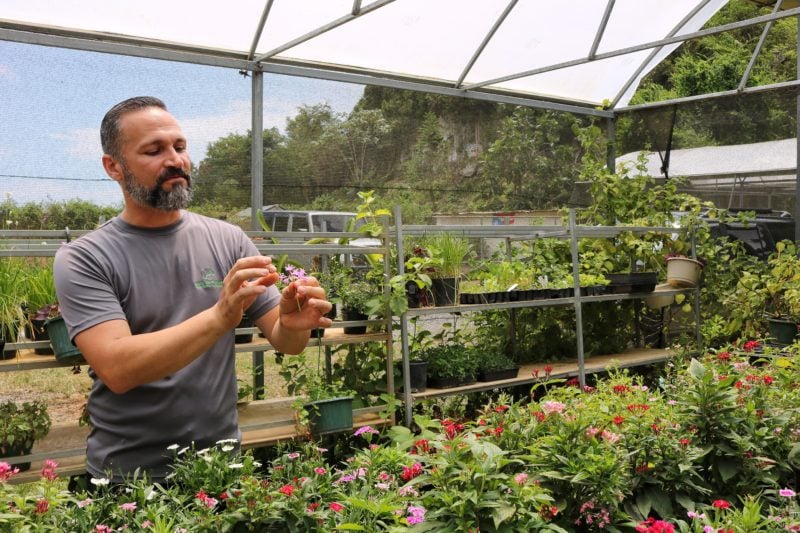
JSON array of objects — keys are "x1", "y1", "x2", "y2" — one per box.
[{"x1": 2, "y1": 341, "x2": 799, "y2": 531}]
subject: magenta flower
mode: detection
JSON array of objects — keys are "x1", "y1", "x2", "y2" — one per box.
[
  {"x1": 407, "y1": 505, "x2": 426, "y2": 525},
  {"x1": 780, "y1": 488, "x2": 797, "y2": 497},
  {"x1": 354, "y1": 425, "x2": 379, "y2": 437}
]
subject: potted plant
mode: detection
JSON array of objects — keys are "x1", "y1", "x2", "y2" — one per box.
[
  {"x1": 338, "y1": 278, "x2": 379, "y2": 334},
  {"x1": 0, "y1": 399, "x2": 52, "y2": 471},
  {"x1": 417, "y1": 343, "x2": 478, "y2": 389},
  {"x1": 665, "y1": 252, "x2": 705, "y2": 288},
  {"x1": 476, "y1": 351, "x2": 519, "y2": 382},
  {"x1": 0, "y1": 259, "x2": 27, "y2": 360},
  {"x1": 43, "y1": 306, "x2": 84, "y2": 364},
  {"x1": 761, "y1": 242, "x2": 800, "y2": 345},
  {"x1": 20, "y1": 260, "x2": 58, "y2": 355},
  {"x1": 279, "y1": 352, "x2": 355, "y2": 435},
  {"x1": 426, "y1": 232, "x2": 473, "y2": 306}
]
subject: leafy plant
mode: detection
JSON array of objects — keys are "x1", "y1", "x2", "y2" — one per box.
[
  {"x1": 0, "y1": 400, "x2": 51, "y2": 452},
  {"x1": 476, "y1": 351, "x2": 517, "y2": 374},
  {"x1": 417, "y1": 344, "x2": 479, "y2": 381},
  {"x1": 425, "y1": 232, "x2": 473, "y2": 279}
]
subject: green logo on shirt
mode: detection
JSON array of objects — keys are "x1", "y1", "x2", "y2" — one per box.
[{"x1": 195, "y1": 268, "x2": 223, "y2": 289}]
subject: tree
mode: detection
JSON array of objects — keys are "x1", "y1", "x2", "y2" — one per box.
[
  {"x1": 480, "y1": 109, "x2": 581, "y2": 210},
  {"x1": 192, "y1": 128, "x2": 285, "y2": 209}
]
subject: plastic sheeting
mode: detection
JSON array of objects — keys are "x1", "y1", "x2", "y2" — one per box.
[{"x1": 1, "y1": 0, "x2": 727, "y2": 108}]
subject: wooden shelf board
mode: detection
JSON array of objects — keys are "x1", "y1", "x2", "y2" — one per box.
[
  {"x1": 6, "y1": 400, "x2": 388, "y2": 485},
  {"x1": 410, "y1": 347, "x2": 673, "y2": 400}
]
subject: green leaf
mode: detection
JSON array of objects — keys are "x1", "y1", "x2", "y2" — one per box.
[
  {"x1": 688, "y1": 358, "x2": 706, "y2": 380},
  {"x1": 717, "y1": 458, "x2": 741, "y2": 482},
  {"x1": 635, "y1": 491, "x2": 652, "y2": 518},
  {"x1": 647, "y1": 487, "x2": 674, "y2": 519},
  {"x1": 335, "y1": 525, "x2": 366, "y2": 531},
  {"x1": 492, "y1": 504, "x2": 517, "y2": 527}
]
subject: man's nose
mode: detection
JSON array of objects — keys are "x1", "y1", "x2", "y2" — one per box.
[{"x1": 164, "y1": 147, "x2": 187, "y2": 168}]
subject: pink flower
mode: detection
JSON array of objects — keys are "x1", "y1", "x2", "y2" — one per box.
[
  {"x1": 330, "y1": 501, "x2": 344, "y2": 513},
  {"x1": 119, "y1": 501, "x2": 137, "y2": 512},
  {"x1": 314, "y1": 467, "x2": 326, "y2": 475},
  {"x1": 780, "y1": 488, "x2": 797, "y2": 497},
  {"x1": 541, "y1": 401, "x2": 566, "y2": 415},
  {"x1": 287, "y1": 452, "x2": 300, "y2": 459},
  {"x1": 354, "y1": 425, "x2": 379, "y2": 437},
  {"x1": 0, "y1": 461, "x2": 20, "y2": 482},
  {"x1": 95, "y1": 526, "x2": 112, "y2": 533},
  {"x1": 40, "y1": 459, "x2": 58, "y2": 481},
  {"x1": 712, "y1": 499, "x2": 731, "y2": 509},
  {"x1": 407, "y1": 505, "x2": 426, "y2": 525},
  {"x1": 514, "y1": 472, "x2": 528, "y2": 485},
  {"x1": 77, "y1": 498, "x2": 93, "y2": 508},
  {"x1": 279, "y1": 484, "x2": 294, "y2": 496}
]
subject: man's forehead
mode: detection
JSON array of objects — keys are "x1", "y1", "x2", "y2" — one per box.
[{"x1": 120, "y1": 108, "x2": 185, "y2": 145}]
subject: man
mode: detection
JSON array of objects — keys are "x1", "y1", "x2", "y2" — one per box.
[{"x1": 53, "y1": 96, "x2": 332, "y2": 483}]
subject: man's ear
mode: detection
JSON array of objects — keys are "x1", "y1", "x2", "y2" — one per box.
[{"x1": 102, "y1": 154, "x2": 123, "y2": 183}]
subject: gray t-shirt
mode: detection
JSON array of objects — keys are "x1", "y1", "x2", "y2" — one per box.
[{"x1": 53, "y1": 211, "x2": 280, "y2": 482}]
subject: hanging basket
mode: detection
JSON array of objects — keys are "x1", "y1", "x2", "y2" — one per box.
[
  {"x1": 666, "y1": 257, "x2": 704, "y2": 288},
  {"x1": 304, "y1": 396, "x2": 353, "y2": 435},
  {"x1": 44, "y1": 316, "x2": 84, "y2": 364}
]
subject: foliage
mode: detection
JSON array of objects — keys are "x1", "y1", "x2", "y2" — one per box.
[
  {"x1": 416, "y1": 344, "x2": 479, "y2": 382},
  {"x1": 4, "y1": 351, "x2": 800, "y2": 530},
  {"x1": 279, "y1": 351, "x2": 355, "y2": 403},
  {"x1": 0, "y1": 198, "x2": 119, "y2": 230},
  {"x1": 0, "y1": 258, "x2": 28, "y2": 343},
  {"x1": 475, "y1": 351, "x2": 516, "y2": 374},
  {"x1": 0, "y1": 400, "x2": 51, "y2": 451},
  {"x1": 480, "y1": 108, "x2": 583, "y2": 210},
  {"x1": 423, "y1": 232, "x2": 473, "y2": 279}
]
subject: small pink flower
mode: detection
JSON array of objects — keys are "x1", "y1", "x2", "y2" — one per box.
[
  {"x1": 119, "y1": 501, "x2": 137, "y2": 512},
  {"x1": 0, "y1": 461, "x2": 20, "y2": 482},
  {"x1": 330, "y1": 501, "x2": 344, "y2": 513},
  {"x1": 354, "y1": 425, "x2": 379, "y2": 437},
  {"x1": 77, "y1": 498, "x2": 93, "y2": 508},
  {"x1": 314, "y1": 467, "x2": 326, "y2": 475},
  {"x1": 287, "y1": 452, "x2": 300, "y2": 459},
  {"x1": 35, "y1": 499, "x2": 49, "y2": 514},
  {"x1": 780, "y1": 488, "x2": 797, "y2": 497},
  {"x1": 514, "y1": 472, "x2": 528, "y2": 485}
]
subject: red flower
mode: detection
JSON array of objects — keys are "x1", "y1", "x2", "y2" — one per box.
[
  {"x1": 613, "y1": 415, "x2": 624, "y2": 426},
  {"x1": 763, "y1": 375, "x2": 774, "y2": 385},
  {"x1": 717, "y1": 351, "x2": 731, "y2": 362},
  {"x1": 35, "y1": 499, "x2": 49, "y2": 514},
  {"x1": 401, "y1": 462, "x2": 423, "y2": 481},
  {"x1": 539, "y1": 505, "x2": 558, "y2": 520},
  {"x1": 494, "y1": 404, "x2": 509, "y2": 413},
  {"x1": 612, "y1": 384, "x2": 631, "y2": 394},
  {"x1": 532, "y1": 369, "x2": 539, "y2": 378},
  {"x1": 743, "y1": 340, "x2": 760, "y2": 352},
  {"x1": 330, "y1": 502, "x2": 344, "y2": 513},
  {"x1": 307, "y1": 502, "x2": 320, "y2": 512},
  {"x1": 278, "y1": 484, "x2": 294, "y2": 496},
  {"x1": 679, "y1": 438, "x2": 690, "y2": 446},
  {"x1": 543, "y1": 364, "x2": 553, "y2": 376},
  {"x1": 712, "y1": 499, "x2": 731, "y2": 509},
  {"x1": 635, "y1": 517, "x2": 675, "y2": 533}
]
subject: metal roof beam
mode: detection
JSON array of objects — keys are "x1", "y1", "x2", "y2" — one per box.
[
  {"x1": 615, "y1": 78, "x2": 800, "y2": 113},
  {"x1": 463, "y1": 6, "x2": 800, "y2": 91},
  {"x1": 254, "y1": 0, "x2": 395, "y2": 61},
  {"x1": 588, "y1": 0, "x2": 615, "y2": 60},
  {"x1": 248, "y1": 0, "x2": 275, "y2": 60},
  {"x1": 738, "y1": 0, "x2": 782, "y2": 91},
  {"x1": 455, "y1": 0, "x2": 518, "y2": 88},
  {"x1": 0, "y1": 24, "x2": 252, "y2": 70},
  {"x1": 610, "y1": 0, "x2": 712, "y2": 107},
  {"x1": 259, "y1": 61, "x2": 613, "y2": 117}
]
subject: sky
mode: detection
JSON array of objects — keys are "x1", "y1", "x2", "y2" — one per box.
[{"x1": 0, "y1": 41, "x2": 364, "y2": 206}]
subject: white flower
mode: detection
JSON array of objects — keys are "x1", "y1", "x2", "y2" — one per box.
[
  {"x1": 90, "y1": 477, "x2": 110, "y2": 486},
  {"x1": 216, "y1": 438, "x2": 238, "y2": 445},
  {"x1": 178, "y1": 446, "x2": 189, "y2": 455},
  {"x1": 221, "y1": 445, "x2": 235, "y2": 452},
  {"x1": 228, "y1": 463, "x2": 244, "y2": 469},
  {"x1": 167, "y1": 444, "x2": 179, "y2": 451}
]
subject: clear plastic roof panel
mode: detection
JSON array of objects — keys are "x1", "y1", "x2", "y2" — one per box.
[{"x1": 2, "y1": 0, "x2": 729, "y2": 108}]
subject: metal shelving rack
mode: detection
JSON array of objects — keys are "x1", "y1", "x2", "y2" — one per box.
[{"x1": 394, "y1": 208, "x2": 700, "y2": 425}]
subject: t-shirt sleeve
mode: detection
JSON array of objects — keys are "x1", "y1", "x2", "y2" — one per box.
[{"x1": 53, "y1": 244, "x2": 127, "y2": 342}]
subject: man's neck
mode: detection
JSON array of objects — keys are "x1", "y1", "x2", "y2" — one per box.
[{"x1": 119, "y1": 204, "x2": 183, "y2": 228}]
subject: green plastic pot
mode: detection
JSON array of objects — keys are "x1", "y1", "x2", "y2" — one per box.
[
  {"x1": 44, "y1": 316, "x2": 84, "y2": 364},
  {"x1": 304, "y1": 396, "x2": 353, "y2": 435}
]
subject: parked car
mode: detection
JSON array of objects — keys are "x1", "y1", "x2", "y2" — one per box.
[
  {"x1": 705, "y1": 208, "x2": 794, "y2": 261},
  {"x1": 260, "y1": 208, "x2": 381, "y2": 269}
]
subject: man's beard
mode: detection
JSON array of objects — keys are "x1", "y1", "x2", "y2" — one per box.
[{"x1": 121, "y1": 163, "x2": 192, "y2": 211}]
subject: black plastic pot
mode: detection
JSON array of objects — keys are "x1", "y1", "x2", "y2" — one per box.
[
  {"x1": 342, "y1": 307, "x2": 368, "y2": 334},
  {"x1": 431, "y1": 277, "x2": 457, "y2": 306},
  {"x1": 478, "y1": 367, "x2": 519, "y2": 382}
]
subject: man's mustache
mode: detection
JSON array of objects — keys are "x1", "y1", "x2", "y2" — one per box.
[{"x1": 156, "y1": 168, "x2": 191, "y2": 186}]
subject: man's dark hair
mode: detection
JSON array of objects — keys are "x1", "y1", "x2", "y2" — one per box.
[{"x1": 101, "y1": 96, "x2": 167, "y2": 159}]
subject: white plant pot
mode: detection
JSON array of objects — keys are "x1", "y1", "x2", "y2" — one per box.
[
  {"x1": 645, "y1": 283, "x2": 675, "y2": 309},
  {"x1": 666, "y1": 257, "x2": 703, "y2": 288}
]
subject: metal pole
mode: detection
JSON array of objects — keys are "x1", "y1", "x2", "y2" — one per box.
[
  {"x1": 394, "y1": 206, "x2": 413, "y2": 426},
  {"x1": 796, "y1": 14, "x2": 800, "y2": 241},
  {"x1": 250, "y1": 70, "x2": 265, "y2": 397},
  {"x1": 569, "y1": 209, "x2": 586, "y2": 389}
]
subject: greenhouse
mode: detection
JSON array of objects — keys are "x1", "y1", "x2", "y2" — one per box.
[{"x1": 2, "y1": 1, "x2": 800, "y2": 530}]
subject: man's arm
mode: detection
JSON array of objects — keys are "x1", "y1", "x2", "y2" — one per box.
[
  {"x1": 255, "y1": 277, "x2": 333, "y2": 355},
  {"x1": 74, "y1": 256, "x2": 280, "y2": 394}
]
